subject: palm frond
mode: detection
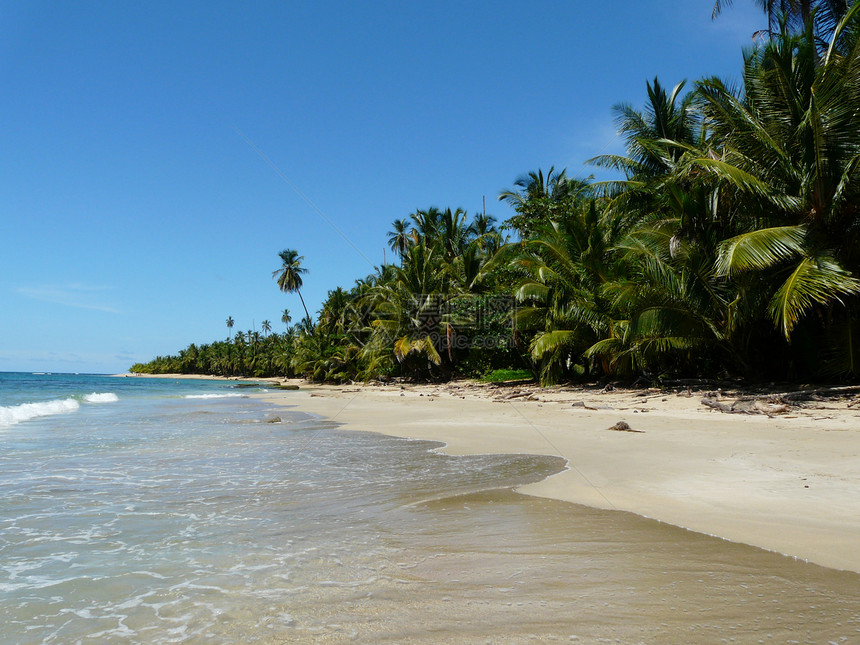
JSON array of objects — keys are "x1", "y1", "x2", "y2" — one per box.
[
  {"x1": 770, "y1": 255, "x2": 860, "y2": 339},
  {"x1": 691, "y1": 158, "x2": 802, "y2": 211},
  {"x1": 515, "y1": 282, "x2": 550, "y2": 303},
  {"x1": 632, "y1": 305, "x2": 717, "y2": 342},
  {"x1": 715, "y1": 226, "x2": 807, "y2": 276},
  {"x1": 417, "y1": 336, "x2": 443, "y2": 365},
  {"x1": 583, "y1": 336, "x2": 623, "y2": 359},
  {"x1": 530, "y1": 329, "x2": 577, "y2": 359},
  {"x1": 825, "y1": 0, "x2": 860, "y2": 65}
]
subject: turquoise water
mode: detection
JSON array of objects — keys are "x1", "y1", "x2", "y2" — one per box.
[{"x1": 2, "y1": 372, "x2": 860, "y2": 643}]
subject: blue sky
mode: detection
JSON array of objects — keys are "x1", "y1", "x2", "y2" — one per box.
[{"x1": 0, "y1": 1, "x2": 764, "y2": 374}]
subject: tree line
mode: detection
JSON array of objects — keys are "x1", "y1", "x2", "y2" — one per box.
[{"x1": 133, "y1": 1, "x2": 860, "y2": 385}]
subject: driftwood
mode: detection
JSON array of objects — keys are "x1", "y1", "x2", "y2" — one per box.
[
  {"x1": 698, "y1": 383, "x2": 860, "y2": 418},
  {"x1": 663, "y1": 378, "x2": 740, "y2": 389},
  {"x1": 754, "y1": 400, "x2": 790, "y2": 415},
  {"x1": 571, "y1": 401, "x2": 613, "y2": 410},
  {"x1": 706, "y1": 385, "x2": 860, "y2": 402},
  {"x1": 700, "y1": 396, "x2": 790, "y2": 418},
  {"x1": 772, "y1": 385, "x2": 860, "y2": 401},
  {"x1": 500, "y1": 390, "x2": 532, "y2": 400},
  {"x1": 700, "y1": 397, "x2": 738, "y2": 413}
]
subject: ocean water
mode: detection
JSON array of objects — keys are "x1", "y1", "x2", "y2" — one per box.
[{"x1": 1, "y1": 372, "x2": 860, "y2": 644}]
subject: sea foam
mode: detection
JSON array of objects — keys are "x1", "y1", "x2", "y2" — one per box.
[
  {"x1": 0, "y1": 393, "x2": 119, "y2": 428},
  {"x1": 83, "y1": 392, "x2": 119, "y2": 403},
  {"x1": 184, "y1": 393, "x2": 247, "y2": 399},
  {"x1": 0, "y1": 399, "x2": 80, "y2": 428}
]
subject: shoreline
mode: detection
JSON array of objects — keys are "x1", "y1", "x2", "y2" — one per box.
[
  {"x1": 116, "y1": 373, "x2": 860, "y2": 573},
  {"x1": 111, "y1": 373, "x2": 281, "y2": 383},
  {"x1": 254, "y1": 379, "x2": 860, "y2": 574}
]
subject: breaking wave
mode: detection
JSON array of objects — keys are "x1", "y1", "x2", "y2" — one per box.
[
  {"x1": 0, "y1": 399, "x2": 80, "y2": 428},
  {"x1": 83, "y1": 392, "x2": 119, "y2": 403},
  {"x1": 0, "y1": 393, "x2": 119, "y2": 428}
]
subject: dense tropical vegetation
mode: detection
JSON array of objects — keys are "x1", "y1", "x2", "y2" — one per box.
[{"x1": 133, "y1": 1, "x2": 860, "y2": 385}]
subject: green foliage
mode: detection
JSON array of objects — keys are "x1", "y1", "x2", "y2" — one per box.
[
  {"x1": 282, "y1": 209, "x2": 515, "y2": 382},
  {"x1": 480, "y1": 368, "x2": 534, "y2": 383},
  {"x1": 498, "y1": 167, "x2": 592, "y2": 239},
  {"x1": 130, "y1": 328, "x2": 299, "y2": 378},
  {"x1": 136, "y1": 5, "x2": 860, "y2": 385}
]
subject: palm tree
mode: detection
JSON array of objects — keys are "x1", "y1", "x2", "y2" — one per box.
[
  {"x1": 470, "y1": 213, "x2": 503, "y2": 254},
  {"x1": 281, "y1": 308, "x2": 292, "y2": 329},
  {"x1": 694, "y1": 17, "x2": 860, "y2": 345},
  {"x1": 582, "y1": 76, "x2": 747, "y2": 376},
  {"x1": 499, "y1": 167, "x2": 592, "y2": 239},
  {"x1": 499, "y1": 167, "x2": 559, "y2": 208},
  {"x1": 500, "y1": 200, "x2": 626, "y2": 384},
  {"x1": 226, "y1": 316, "x2": 234, "y2": 340},
  {"x1": 273, "y1": 249, "x2": 310, "y2": 321},
  {"x1": 410, "y1": 207, "x2": 443, "y2": 243},
  {"x1": 438, "y1": 207, "x2": 472, "y2": 260},
  {"x1": 363, "y1": 243, "x2": 455, "y2": 375},
  {"x1": 471, "y1": 213, "x2": 497, "y2": 237},
  {"x1": 592, "y1": 79, "x2": 698, "y2": 182},
  {"x1": 387, "y1": 218, "x2": 413, "y2": 260},
  {"x1": 712, "y1": 0, "x2": 852, "y2": 43},
  {"x1": 261, "y1": 320, "x2": 272, "y2": 337},
  {"x1": 318, "y1": 287, "x2": 353, "y2": 335}
]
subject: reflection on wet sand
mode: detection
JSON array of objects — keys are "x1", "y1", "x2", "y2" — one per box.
[{"x1": 262, "y1": 447, "x2": 860, "y2": 644}]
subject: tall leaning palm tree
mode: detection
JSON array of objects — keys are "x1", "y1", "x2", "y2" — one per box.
[{"x1": 273, "y1": 249, "x2": 310, "y2": 321}]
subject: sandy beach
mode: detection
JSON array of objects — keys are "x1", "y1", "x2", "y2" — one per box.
[
  {"x1": 13, "y1": 372, "x2": 856, "y2": 642},
  {"x1": 255, "y1": 379, "x2": 860, "y2": 574}
]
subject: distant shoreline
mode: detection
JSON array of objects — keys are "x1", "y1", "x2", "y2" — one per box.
[{"x1": 111, "y1": 373, "x2": 283, "y2": 383}]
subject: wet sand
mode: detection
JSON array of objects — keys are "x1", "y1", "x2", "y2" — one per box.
[
  {"x1": 106, "y1": 374, "x2": 860, "y2": 641},
  {"x1": 258, "y1": 380, "x2": 860, "y2": 574},
  {"x1": 267, "y1": 482, "x2": 860, "y2": 644}
]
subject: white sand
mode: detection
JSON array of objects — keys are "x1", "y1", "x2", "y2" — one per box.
[{"x1": 259, "y1": 381, "x2": 860, "y2": 573}]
